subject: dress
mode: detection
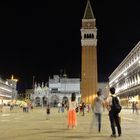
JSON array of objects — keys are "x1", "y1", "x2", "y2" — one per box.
[{"x1": 67, "y1": 100, "x2": 77, "y2": 127}]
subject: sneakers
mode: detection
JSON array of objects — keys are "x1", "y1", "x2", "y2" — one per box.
[
  {"x1": 110, "y1": 134, "x2": 121, "y2": 137},
  {"x1": 118, "y1": 134, "x2": 121, "y2": 137},
  {"x1": 110, "y1": 134, "x2": 116, "y2": 137}
]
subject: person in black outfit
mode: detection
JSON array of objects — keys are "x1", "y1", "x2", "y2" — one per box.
[
  {"x1": 107, "y1": 87, "x2": 122, "y2": 137},
  {"x1": 46, "y1": 104, "x2": 50, "y2": 120},
  {"x1": 132, "y1": 101, "x2": 135, "y2": 113},
  {"x1": 82, "y1": 101, "x2": 85, "y2": 116}
]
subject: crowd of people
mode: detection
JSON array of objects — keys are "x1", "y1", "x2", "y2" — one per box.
[{"x1": 0, "y1": 99, "x2": 34, "y2": 113}]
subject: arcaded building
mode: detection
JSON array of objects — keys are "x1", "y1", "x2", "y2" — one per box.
[
  {"x1": 109, "y1": 41, "x2": 140, "y2": 107},
  {"x1": 0, "y1": 75, "x2": 18, "y2": 100},
  {"x1": 31, "y1": 75, "x2": 81, "y2": 107}
]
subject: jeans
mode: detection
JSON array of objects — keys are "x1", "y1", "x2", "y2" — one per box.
[
  {"x1": 95, "y1": 113, "x2": 101, "y2": 132},
  {"x1": 109, "y1": 111, "x2": 121, "y2": 135}
]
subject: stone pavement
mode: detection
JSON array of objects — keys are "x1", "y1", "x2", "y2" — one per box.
[{"x1": 0, "y1": 107, "x2": 140, "y2": 140}]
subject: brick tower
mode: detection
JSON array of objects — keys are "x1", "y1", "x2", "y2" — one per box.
[{"x1": 81, "y1": 0, "x2": 98, "y2": 104}]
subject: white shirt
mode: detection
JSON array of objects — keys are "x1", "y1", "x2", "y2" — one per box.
[
  {"x1": 58, "y1": 103, "x2": 61, "y2": 107},
  {"x1": 69, "y1": 100, "x2": 77, "y2": 110},
  {"x1": 94, "y1": 96, "x2": 104, "y2": 113}
]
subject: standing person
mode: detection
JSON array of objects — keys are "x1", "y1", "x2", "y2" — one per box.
[
  {"x1": 0, "y1": 98, "x2": 4, "y2": 112},
  {"x1": 30, "y1": 102, "x2": 34, "y2": 111},
  {"x1": 10, "y1": 100, "x2": 14, "y2": 111},
  {"x1": 82, "y1": 101, "x2": 85, "y2": 116},
  {"x1": 61, "y1": 102, "x2": 65, "y2": 113},
  {"x1": 90, "y1": 91, "x2": 104, "y2": 133},
  {"x1": 135, "y1": 101, "x2": 139, "y2": 115},
  {"x1": 132, "y1": 101, "x2": 135, "y2": 113},
  {"x1": 57, "y1": 102, "x2": 61, "y2": 113},
  {"x1": 106, "y1": 87, "x2": 122, "y2": 137},
  {"x1": 46, "y1": 104, "x2": 50, "y2": 120},
  {"x1": 67, "y1": 92, "x2": 77, "y2": 129}
]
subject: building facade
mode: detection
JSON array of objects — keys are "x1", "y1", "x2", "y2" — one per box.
[
  {"x1": 109, "y1": 41, "x2": 140, "y2": 107},
  {"x1": 31, "y1": 75, "x2": 81, "y2": 107},
  {"x1": 0, "y1": 75, "x2": 18, "y2": 101},
  {"x1": 31, "y1": 82, "x2": 49, "y2": 106},
  {"x1": 81, "y1": 0, "x2": 98, "y2": 104}
]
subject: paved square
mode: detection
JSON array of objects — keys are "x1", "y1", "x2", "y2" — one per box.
[{"x1": 0, "y1": 107, "x2": 140, "y2": 140}]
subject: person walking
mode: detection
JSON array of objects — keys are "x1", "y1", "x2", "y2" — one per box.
[
  {"x1": 135, "y1": 101, "x2": 139, "y2": 115},
  {"x1": 81, "y1": 101, "x2": 85, "y2": 116},
  {"x1": 132, "y1": 101, "x2": 135, "y2": 113},
  {"x1": 67, "y1": 92, "x2": 77, "y2": 129},
  {"x1": 106, "y1": 87, "x2": 122, "y2": 137},
  {"x1": 46, "y1": 104, "x2": 50, "y2": 120},
  {"x1": 61, "y1": 102, "x2": 65, "y2": 113},
  {"x1": 0, "y1": 98, "x2": 4, "y2": 112},
  {"x1": 10, "y1": 100, "x2": 14, "y2": 111},
  {"x1": 57, "y1": 102, "x2": 61, "y2": 113},
  {"x1": 90, "y1": 90, "x2": 104, "y2": 133}
]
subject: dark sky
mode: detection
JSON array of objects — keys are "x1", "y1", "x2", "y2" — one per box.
[{"x1": 0, "y1": 0, "x2": 140, "y2": 92}]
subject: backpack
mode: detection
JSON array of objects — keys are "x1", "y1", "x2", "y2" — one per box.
[{"x1": 111, "y1": 96, "x2": 122, "y2": 114}]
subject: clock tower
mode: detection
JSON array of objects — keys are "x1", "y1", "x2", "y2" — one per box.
[{"x1": 81, "y1": 0, "x2": 98, "y2": 104}]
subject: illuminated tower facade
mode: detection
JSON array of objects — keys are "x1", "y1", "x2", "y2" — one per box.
[{"x1": 81, "y1": 0, "x2": 98, "y2": 104}]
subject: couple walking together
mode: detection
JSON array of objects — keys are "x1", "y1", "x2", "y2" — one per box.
[{"x1": 90, "y1": 87, "x2": 122, "y2": 137}]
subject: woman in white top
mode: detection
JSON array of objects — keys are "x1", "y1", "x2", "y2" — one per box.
[{"x1": 67, "y1": 92, "x2": 77, "y2": 129}]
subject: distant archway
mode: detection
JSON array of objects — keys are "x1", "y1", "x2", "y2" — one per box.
[
  {"x1": 51, "y1": 95, "x2": 59, "y2": 107},
  {"x1": 42, "y1": 96, "x2": 48, "y2": 106},
  {"x1": 35, "y1": 97, "x2": 41, "y2": 106}
]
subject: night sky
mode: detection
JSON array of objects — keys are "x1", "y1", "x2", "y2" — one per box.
[{"x1": 0, "y1": 0, "x2": 140, "y2": 92}]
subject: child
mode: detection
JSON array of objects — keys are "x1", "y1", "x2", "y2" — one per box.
[{"x1": 46, "y1": 104, "x2": 50, "y2": 120}]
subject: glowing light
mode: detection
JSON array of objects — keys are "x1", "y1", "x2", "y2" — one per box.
[
  {"x1": 0, "y1": 87, "x2": 12, "y2": 92},
  {"x1": 123, "y1": 72, "x2": 127, "y2": 76},
  {"x1": 11, "y1": 75, "x2": 18, "y2": 82},
  {"x1": 5, "y1": 81, "x2": 8, "y2": 85}
]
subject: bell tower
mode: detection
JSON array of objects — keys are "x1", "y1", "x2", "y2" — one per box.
[{"x1": 81, "y1": 0, "x2": 98, "y2": 104}]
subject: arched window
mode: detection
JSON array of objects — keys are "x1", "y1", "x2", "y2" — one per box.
[
  {"x1": 84, "y1": 34, "x2": 86, "y2": 39},
  {"x1": 87, "y1": 34, "x2": 90, "y2": 38}
]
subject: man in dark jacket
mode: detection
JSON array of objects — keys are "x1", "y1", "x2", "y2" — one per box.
[{"x1": 106, "y1": 87, "x2": 122, "y2": 137}]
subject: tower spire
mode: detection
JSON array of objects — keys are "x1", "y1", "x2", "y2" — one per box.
[{"x1": 83, "y1": 0, "x2": 94, "y2": 19}]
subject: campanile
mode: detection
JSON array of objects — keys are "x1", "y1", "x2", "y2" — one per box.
[{"x1": 81, "y1": 0, "x2": 98, "y2": 104}]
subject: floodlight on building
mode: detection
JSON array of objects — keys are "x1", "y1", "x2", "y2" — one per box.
[
  {"x1": 11, "y1": 75, "x2": 18, "y2": 82},
  {"x1": 123, "y1": 72, "x2": 127, "y2": 76},
  {"x1": 5, "y1": 81, "x2": 8, "y2": 85}
]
